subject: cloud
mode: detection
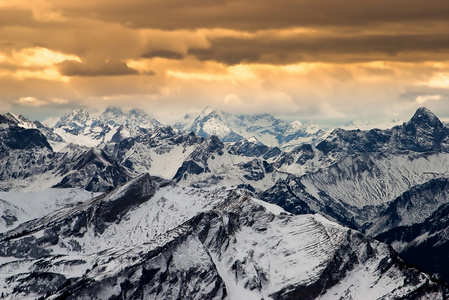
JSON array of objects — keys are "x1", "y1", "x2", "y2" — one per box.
[
  {"x1": 56, "y1": 60, "x2": 141, "y2": 77},
  {"x1": 223, "y1": 94, "x2": 241, "y2": 106},
  {"x1": 0, "y1": 47, "x2": 80, "y2": 68},
  {"x1": 14, "y1": 96, "x2": 68, "y2": 107},
  {"x1": 415, "y1": 94, "x2": 442, "y2": 104},
  {"x1": 424, "y1": 73, "x2": 449, "y2": 88},
  {"x1": 55, "y1": 0, "x2": 449, "y2": 30},
  {"x1": 2, "y1": 0, "x2": 449, "y2": 124},
  {"x1": 188, "y1": 32, "x2": 449, "y2": 65},
  {"x1": 0, "y1": 47, "x2": 80, "y2": 81}
]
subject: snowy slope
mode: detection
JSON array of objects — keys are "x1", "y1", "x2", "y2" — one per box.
[
  {"x1": 0, "y1": 188, "x2": 99, "y2": 233},
  {"x1": 365, "y1": 177, "x2": 449, "y2": 236},
  {"x1": 262, "y1": 151, "x2": 449, "y2": 232},
  {"x1": 0, "y1": 175, "x2": 446, "y2": 299}
]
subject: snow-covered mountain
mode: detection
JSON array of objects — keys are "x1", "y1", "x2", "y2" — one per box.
[
  {"x1": 258, "y1": 107, "x2": 449, "y2": 284},
  {"x1": 52, "y1": 107, "x2": 161, "y2": 147},
  {"x1": 262, "y1": 108, "x2": 449, "y2": 221},
  {"x1": 0, "y1": 114, "x2": 132, "y2": 192},
  {"x1": 100, "y1": 127, "x2": 288, "y2": 191},
  {"x1": 0, "y1": 113, "x2": 287, "y2": 193},
  {"x1": 3, "y1": 106, "x2": 449, "y2": 297},
  {"x1": 174, "y1": 107, "x2": 327, "y2": 148},
  {"x1": 45, "y1": 106, "x2": 327, "y2": 149},
  {"x1": 0, "y1": 174, "x2": 446, "y2": 299}
]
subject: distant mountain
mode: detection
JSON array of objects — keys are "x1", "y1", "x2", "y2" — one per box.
[
  {"x1": 0, "y1": 174, "x2": 446, "y2": 299},
  {"x1": 174, "y1": 107, "x2": 327, "y2": 148},
  {"x1": 100, "y1": 127, "x2": 288, "y2": 191},
  {"x1": 40, "y1": 107, "x2": 328, "y2": 149},
  {"x1": 52, "y1": 107, "x2": 161, "y2": 147}
]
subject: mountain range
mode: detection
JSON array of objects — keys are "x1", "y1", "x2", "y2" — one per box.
[
  {"x1": 1, "y1": 106, "x2": 449, "y2": 298},
  {"x1": 43, "y1": 106, "x2": 327, "y2": 149}
]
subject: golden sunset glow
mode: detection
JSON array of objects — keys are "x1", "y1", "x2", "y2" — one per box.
[{"x1": 2, "y1": 0, "x2": 449, "y2": 122}]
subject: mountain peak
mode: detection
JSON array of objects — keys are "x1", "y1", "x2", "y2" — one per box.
[
  {"x1": 1, "y1": 113, "x2": 36, "y2": 128},
  {"x1": 305, "y1": 121, "x2": 320, "y2": 134},
  {"x1": 290, "y1": 120, "x2": 304, "y2": 128},
  {"x1": 103, "y1": 107, "x2": 125, "y2": 116},
  {"x1": 63, "y1": 108, "x2": 89, "y2": 119},
  {"x1": 408, "y1": 107, "x2": 442, "y2": 127},
  {"x1": 413, "y1": 106, "x2": 437, "y2": 117},
  {"x1": 129, "y1": 108, "x2": 147, "y2": 117},
  {"x1": 55, "y1": 108, "x2": 91, "y2": 128}
]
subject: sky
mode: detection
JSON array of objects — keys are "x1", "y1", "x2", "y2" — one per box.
[{"x1": 1, "y1": 0, "x2": 449, "y2": 125}]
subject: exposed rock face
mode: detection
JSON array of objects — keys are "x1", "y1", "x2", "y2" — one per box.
[{"x1": 376, "y1": 200, "x2": 449, "y2": 285}]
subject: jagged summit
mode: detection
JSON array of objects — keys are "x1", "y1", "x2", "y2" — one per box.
[
  {"x1": 414, "y1": 106, "x2": 437, "y2": 117},
  {"x1": 305, "y1": 120, "x2": 320, "y2": 134},
  {"x1": 99, "y1": 107, "x2": 127, "y2": 125},
  {"x1": 408, "y1": 106, "x2": 443, "y2": 128},
  {"x1": 0, "y1": 113, "x2": 23, "y2": 127},
  {"x1": 285, "y1": 120, "x2": 303, "y2": 134},
  {"x1": 58, "y1": 108, "x2": 90, "y2": 120}
]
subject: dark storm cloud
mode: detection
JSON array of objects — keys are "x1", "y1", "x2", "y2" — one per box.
[
  {"x1": 57, "y1": 60, "x2": 142, "y2": 77},
  {"x1": 400, "y1": 88, "x2": 449, "y2": 101},
  {"x1": 4, "y1": 1, "x2": 449, "y2": 68},
  {"x1": 62, "y1": 0, "x2": 449, "y2": 30},
  {"x1": 188, "y1": 34, "x2": 449, "y2": 65}
]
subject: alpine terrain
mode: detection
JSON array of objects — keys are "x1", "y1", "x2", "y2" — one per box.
[{"x1": 0, "y1": 107, "x2": 449, "y2": 299}]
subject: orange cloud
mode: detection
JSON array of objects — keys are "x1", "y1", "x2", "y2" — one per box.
[{"x1": 1, "y1": 0, "x2": 449, "y2": 122}]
